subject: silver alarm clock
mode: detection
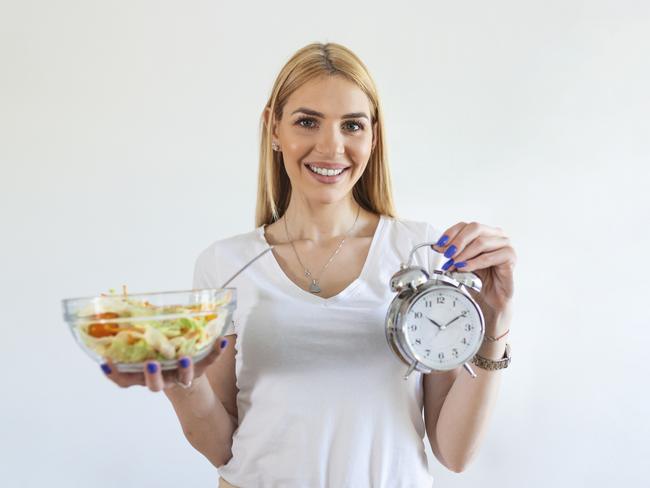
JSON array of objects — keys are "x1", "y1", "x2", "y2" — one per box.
[{"x1": 385, "y1": 242, "x2": 485, "y2": 379}]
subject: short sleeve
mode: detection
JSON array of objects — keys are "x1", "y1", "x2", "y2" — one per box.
[
  {"x1": 192, "y1": 246, "x2": 237, "y2": 336},
  {"x1": 425, "y1": 222, "x2": 445, "y2": 273}
]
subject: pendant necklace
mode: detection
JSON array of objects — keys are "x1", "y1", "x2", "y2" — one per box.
[{"x1": 283, "y1": 205, "x2": 361, "y2": 294}]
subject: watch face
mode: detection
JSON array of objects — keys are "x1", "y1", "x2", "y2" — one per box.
[{"x1": 404, "y1": 286, "x2": 483, "y2": 370}]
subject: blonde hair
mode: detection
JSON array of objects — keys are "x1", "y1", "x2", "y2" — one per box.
[{"x1": 255, "y1": 42, "x2": 397, "y2": 227}]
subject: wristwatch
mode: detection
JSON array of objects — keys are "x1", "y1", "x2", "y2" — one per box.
[{"x1": 471, "y1": 343, "x2": 512, "y2": 371}]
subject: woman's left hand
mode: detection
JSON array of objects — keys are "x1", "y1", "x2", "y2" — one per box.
[{"x1": 431, "y1": 221, "x2": 517, "y2": 316}]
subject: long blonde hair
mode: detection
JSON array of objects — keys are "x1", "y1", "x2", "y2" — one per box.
[{"x1": 255, "y1": 42, "x2": 397, "y2": 227}]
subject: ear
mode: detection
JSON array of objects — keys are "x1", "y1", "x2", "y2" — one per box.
[{"x1": 263, "y1": 107, "x2": 280, "y2": 140}]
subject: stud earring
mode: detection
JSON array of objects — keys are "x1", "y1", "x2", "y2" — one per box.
[{"x1": 271, "y1": 141, "x2": 280, "y2": 151}]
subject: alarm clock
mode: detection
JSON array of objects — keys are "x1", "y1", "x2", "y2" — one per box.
[{"x1": 385, "y1": 242, "x2": 485, "y2": 379}]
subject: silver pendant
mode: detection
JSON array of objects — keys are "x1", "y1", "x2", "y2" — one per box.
[{"x1": 309, "y1": 280, "x2": 321, "y2": 294}]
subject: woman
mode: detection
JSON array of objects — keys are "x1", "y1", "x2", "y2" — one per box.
[{"x1": 102, "y1": 42, "x2": 516, "y2": 487}]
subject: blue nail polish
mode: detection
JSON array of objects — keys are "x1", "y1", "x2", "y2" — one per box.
[
  {"x1": 101, "y1": 363, "x2": 112, "y2": 375},
  {"x1": 147, "y1": 362, "x2": 158, "y2": 374},
  {"x1": 442, "y1": 258, "x2": 455, "y2": 271},
  {"x1": 444, "y1": 245, "x2": 457, "y2": 258},
  {"x1": 436, "y1": 235, "x2": 449, "y2": 247},
  {"x1": 455, "y1": 261, "x2": 467, "y2": 268},
  {"x1": 179, "y1": 357, "x2": 190, "y2": 369},
  {"x1": 220, "y1": 339, "x2": 228, "y2": 349}
]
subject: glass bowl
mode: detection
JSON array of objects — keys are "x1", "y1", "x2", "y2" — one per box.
[{"x1": 62, "y1": 288, "x2": 236, "y2": 373}]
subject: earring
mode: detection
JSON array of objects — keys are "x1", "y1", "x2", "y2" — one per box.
[{"x1": 271, "y1": 141, "x2": 280, "y2": 151}]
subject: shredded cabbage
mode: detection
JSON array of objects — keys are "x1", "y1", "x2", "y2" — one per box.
[{"x1": 75, "y1": 291, "x2": 229, "y2": 365}]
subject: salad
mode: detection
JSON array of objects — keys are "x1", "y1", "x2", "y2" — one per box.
[{"x1": 72, "y1": 287, "x2": 232, "y2": 364}]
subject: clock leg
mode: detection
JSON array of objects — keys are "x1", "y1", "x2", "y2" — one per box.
[
  {"x1": 403, "y1": 362, "x2": 418, "y2": 380},
  {"x1": 463, "y1": 362, "x2": 477, "y2": 378}
]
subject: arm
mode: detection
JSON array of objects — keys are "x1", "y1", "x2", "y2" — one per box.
[
  {"x1": 425, "y1": 220, "x2": 516, "y2": 472},
  {"x1": 164, "y1": 334, "x2": 239, "y2": 468},
  {"x1": 423, "y1": 307, "x2": 510, "y2": 473},
  {"x1": 165, "y1": 375, "x2": 236, "y2": 468}
]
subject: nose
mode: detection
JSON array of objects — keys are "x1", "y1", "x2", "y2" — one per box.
[{"x1": 314, "y1": 124, "x2": 345, "y2": 157}]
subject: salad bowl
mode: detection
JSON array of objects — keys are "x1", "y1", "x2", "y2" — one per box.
[{"x1": 63, "y1": 288, "x2": 236, "y2": 372}]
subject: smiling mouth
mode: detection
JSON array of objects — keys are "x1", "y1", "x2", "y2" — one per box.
[{"x1": 304, "y1": 164, "x2": 350, "y2": 177}]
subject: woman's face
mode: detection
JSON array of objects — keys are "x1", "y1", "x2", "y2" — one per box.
[{"x1": 269, "y1": 75, "x2": 377, "y2": 206}]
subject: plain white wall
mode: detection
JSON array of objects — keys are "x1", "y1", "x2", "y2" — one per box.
[{"x1": 1, "y1": 1, "x2": 649, "y2": 486}]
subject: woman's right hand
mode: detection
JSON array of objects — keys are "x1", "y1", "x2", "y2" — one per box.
[{"x1": 99, "y1": 337, "x2": 229, "y2": 392}]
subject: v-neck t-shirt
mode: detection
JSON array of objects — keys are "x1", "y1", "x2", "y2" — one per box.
[{"x1": 192, "y1": 214, "x2": 445, "y2": 488}]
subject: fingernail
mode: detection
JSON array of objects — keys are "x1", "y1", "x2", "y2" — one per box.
[
  {"x1": 442, "y1": 258, "x2": 455, "y2": 271},
  {"x1": 455, "y1": 261, "x2": 467, "y2": 268},
  {"x1": 101, "y1": 363, "x2": 112, "y2": 375},
  {"x1": 444, "y1": 245, "x2": 457, "y2": 258},
  {"x1": 179, "y1": 357, "x2": 190, "y2": 369},
  {"x1": 147, "y1": 362, "x2": 158, "y2": 374},
  {"x1": 220, "y1": 339, "x2": 228, "y2": 349},
  {"x1": 436, "y1": 235, "x2": 449, "y2": 247}
]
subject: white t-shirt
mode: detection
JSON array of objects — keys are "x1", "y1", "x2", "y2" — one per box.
[{"x1": 192, "y1": 214, "x2": 445, "y2": 488}]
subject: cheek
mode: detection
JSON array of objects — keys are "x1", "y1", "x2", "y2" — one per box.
[
  {"x1": 280, "y1": 139, "x2": 308, "y2": 176},
  {"x1": 347, "y1": 136, "x2": 373, "y2": 163},
  {"x1": 286, "y1": 141, "x2": 305, "y2": 153}
]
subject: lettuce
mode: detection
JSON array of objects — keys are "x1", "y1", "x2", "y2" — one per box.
[
  {"x1": 76, "y1": 293, "x2": 230, "y2": 365},
  {"x1": 105, "y1": 334, "x2": 155, "y2": 362}
]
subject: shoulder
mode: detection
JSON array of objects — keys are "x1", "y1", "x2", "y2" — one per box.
[
  {"x1": 380, "y1": 215, "x2": 444, "y2": 270},
  {"x1": 197, "y1": 228, "x2": 261, "y2": 260},
  {"x1": 382, "y1": 215, "x2": 442, "y2": 243},
  {"x1": 193, "y1": 227, "x2": 262, "y2": 282}
]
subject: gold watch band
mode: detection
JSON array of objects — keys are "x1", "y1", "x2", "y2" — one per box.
[{"x1": 471, "y1": 343, "x2": 511, "y2": 371}]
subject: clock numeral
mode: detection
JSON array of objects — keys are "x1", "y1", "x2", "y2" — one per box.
[
  {"x1": 409, "y1": 324, "x2": 418, "y2": 331},
  {"x1": 415, "y1": 338, "x2": 422, "y2": 345},
  {"x1": 424, "y1": 299, "x2": 432, "y2": 308},
  {"x1": 425, "y1": 349, "x2": 431, "y2": 356},
  {"x1": 436, "y1": 296, "x2": 445, "y2": 304},
  {"x1": 461, "y1": 337, "x2": 469, "y2": 345},
  {"x1": 438, "y1": 352, "x2": 445, "y2": 360},
  {"x1": 464, "y1": 323, "x2": 474, "y2": 332},
  {"x1": 452, "y1": 348, "x2": 459, "y2": 358},
  {"x1": 414, "y1": 312, "x2": 422, "y2": 319},
  {"x1": 461, "y1": 310, "x2": 469, "y2": 317},
  {"x1": 453, "y1": 299, "x2": 457, "y2": 308}
]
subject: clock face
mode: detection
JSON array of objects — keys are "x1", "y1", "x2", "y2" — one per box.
[{"x1": 403, "y1": 286, "x2": 483, "y2": 369}]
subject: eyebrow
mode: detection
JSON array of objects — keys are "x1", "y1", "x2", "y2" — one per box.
[{"x1": 290, "y1": 107, "x2": 370, "y2": 120}]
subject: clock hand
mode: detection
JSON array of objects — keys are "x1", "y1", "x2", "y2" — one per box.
[
  {"x1": 426, "y1": 317, "x2": 445, "y2": 330},
  {"x1": 444, "y1": 314, "x2": 463, "y2": 328}
]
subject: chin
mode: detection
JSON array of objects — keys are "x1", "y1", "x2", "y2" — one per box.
[{"x1": 306, "y1": 189, "x2": 351, "y2": 205}]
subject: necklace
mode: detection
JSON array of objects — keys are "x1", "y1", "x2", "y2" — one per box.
[{"x1": 283, "y1": 204, "x2": 361, "y2": 294}]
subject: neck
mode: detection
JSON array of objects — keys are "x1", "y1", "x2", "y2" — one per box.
[{"x1": 283, "y1": 194, "x2": 362, "y2": 243}]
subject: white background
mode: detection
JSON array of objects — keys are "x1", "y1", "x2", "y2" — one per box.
[{"x1": 1, "y1": 1, "x2": 649, "y2": 487}]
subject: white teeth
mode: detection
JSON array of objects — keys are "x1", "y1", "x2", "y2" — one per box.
[{"x1": 308, "y1": 165, "x2": 345, "y2": 176}]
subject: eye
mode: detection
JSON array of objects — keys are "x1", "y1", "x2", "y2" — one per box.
[
  {"x1": 343, "y1": 120, "x2": 364, "y2": 132},
  {"x1": 295, "y1": 117, "x2": 318, "y2": 129}
]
